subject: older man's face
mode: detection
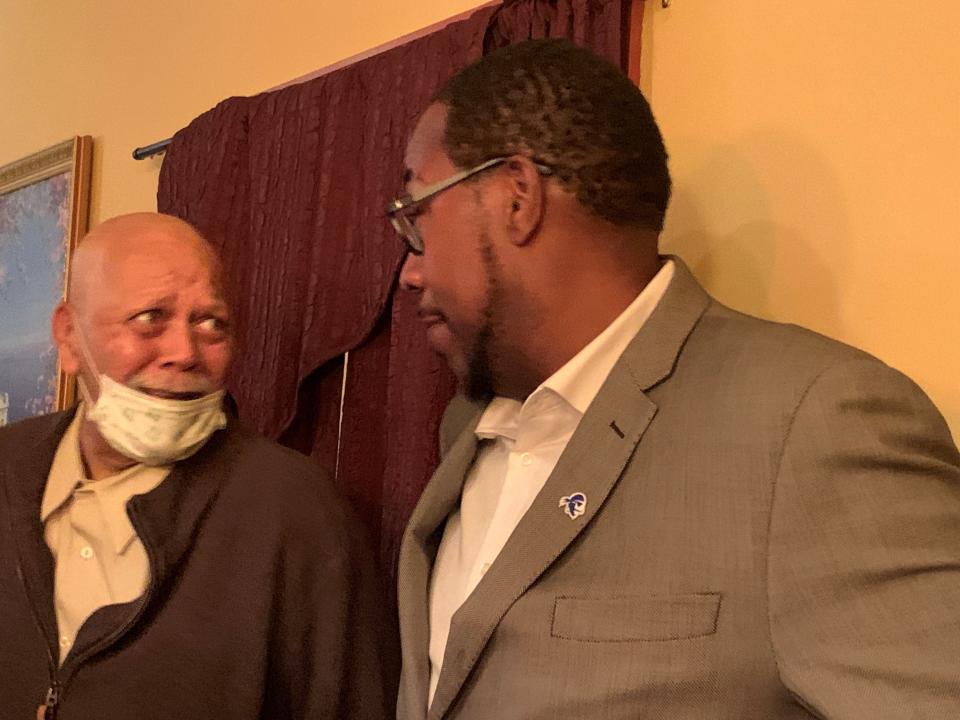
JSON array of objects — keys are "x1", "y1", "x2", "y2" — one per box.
[{"x1": 60, "y1": 218, "x2": 232, "y2": 400}]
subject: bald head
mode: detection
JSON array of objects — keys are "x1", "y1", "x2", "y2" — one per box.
[
  {"x1": 69, "y1": 213, "x2": 221, "y2": 317},
  {"x1": 53, "y1": 211, "x2": 232, "y2": 408}
]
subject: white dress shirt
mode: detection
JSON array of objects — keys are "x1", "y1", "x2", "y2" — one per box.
[{"x1": 427, "y1": 260, "x2": 675, "y2": 704}]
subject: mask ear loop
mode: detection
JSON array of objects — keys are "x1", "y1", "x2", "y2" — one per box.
[{"x1": 71, "y1": 312, "x2": 102, "y2": 406}]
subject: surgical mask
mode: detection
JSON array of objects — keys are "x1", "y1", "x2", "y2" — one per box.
[{"x1": 75, "y1": 325, "x2": 227, "y2": 466}]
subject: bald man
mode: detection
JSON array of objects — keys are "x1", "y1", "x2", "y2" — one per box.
[{"x1": 0, "y1": 213, "x2": 393, "y2": 719}]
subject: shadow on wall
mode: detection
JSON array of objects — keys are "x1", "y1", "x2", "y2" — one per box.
[{"x1": 660, "y1": 127, "x2": 850, "y2": 343}]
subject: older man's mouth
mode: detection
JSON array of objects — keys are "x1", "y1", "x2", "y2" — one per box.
[{"x1": 138, "y1": 388, "x2": 206, "y2": 401}]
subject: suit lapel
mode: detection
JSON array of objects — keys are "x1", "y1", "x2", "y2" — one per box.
[
  {"x1": 427, "y1": 258, "x2": 712, "y2": 719},
  {"x1": 397, "y1": 403, "x2": 484, "y2": 720},
  {"x1": 428, "y1": 371, "x2": 656, "y2": 719}
]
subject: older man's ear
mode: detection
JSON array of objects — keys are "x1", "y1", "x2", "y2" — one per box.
[{"x1": 52, "y1": 301, "x2": 81, "y2": 376}]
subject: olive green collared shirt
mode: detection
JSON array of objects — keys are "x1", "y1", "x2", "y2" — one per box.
[{"x1": 41, "y1": 407, "x2": 171, "y2": 663}]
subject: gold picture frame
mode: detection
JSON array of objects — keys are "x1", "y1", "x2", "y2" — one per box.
[{"x1": 0, "y1": 136, "x2": 93, "y2": 424}]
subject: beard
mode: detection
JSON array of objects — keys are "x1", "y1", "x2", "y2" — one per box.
[
  {"x1": 461, "y1": 230, "x2": 501, "y2": 403},
  {"x1": 462, "y1": 320, "x2": 495, "y2": 402}
]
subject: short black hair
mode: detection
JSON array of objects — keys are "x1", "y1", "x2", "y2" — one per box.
[{"x1": 435, "y1": 39, "x2": 671, "y2": 231}]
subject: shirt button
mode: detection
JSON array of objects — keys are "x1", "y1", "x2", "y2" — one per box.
[
  {"x1": 59, "y1": 635, "x2": 70, "y2": 649},
  {"x1": 481, "y1": 562, "x2": 491, "y2": 575},
  {"x1": 80, "y1": 546, "x2": 94, "y2": 560},
  {"x1": 520, "y1": 452, "x2": 532, "y2": 466}
]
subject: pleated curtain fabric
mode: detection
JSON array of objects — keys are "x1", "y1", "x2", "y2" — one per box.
[{"x1": 157, "y1": 0, "x2": 634, "y2": 583}]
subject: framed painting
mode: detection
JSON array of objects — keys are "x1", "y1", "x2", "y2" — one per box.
[{"x1": 0, "y1": 136, "x2": 92, "y2": 427}]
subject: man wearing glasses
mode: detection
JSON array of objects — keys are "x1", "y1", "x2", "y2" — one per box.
[{"x1": 390, "y1": 39, "x2": 960, "y2": 720}]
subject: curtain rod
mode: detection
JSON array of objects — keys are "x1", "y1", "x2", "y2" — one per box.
[{"x1": 132, "y1": 138, "x2": 172, "y2": 160}]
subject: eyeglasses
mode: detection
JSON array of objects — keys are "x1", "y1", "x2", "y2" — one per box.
[{"x1": 385, "y1": 156, "x2": 552, "y2": 255}]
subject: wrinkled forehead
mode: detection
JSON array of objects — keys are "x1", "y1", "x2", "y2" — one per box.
[
  {"x1": 94, "y1": 239, "x2": 226, "y2": 312},
  {"x1": 122, "y1": 241, "x2": 218, "y2": 283}
]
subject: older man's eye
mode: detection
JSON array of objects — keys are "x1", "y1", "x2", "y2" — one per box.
[
  {"x1": 131, "y1": 309, "x2": 163, "y2": 325},
  {"x1": 196, "y1": 316, "x2": 227, "y2": 334}
]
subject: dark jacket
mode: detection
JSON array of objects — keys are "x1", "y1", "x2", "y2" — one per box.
[{"x1": 0, "y1": 409, "x2": 395, "y2": 719}]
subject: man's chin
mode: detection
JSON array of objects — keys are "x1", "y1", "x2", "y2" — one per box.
[
  {"x1": 425, "y1": 320, "x2": 456, "y2": 355},
  {"x1": 426, "y1": 324, "x2": 464, "y2": 371},
  {"x1": 425, "y1": 322, "x2": 495, "y2": 401}
]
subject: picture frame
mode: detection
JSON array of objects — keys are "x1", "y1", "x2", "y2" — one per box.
[{"x1": 0, "y1": 136, "x2": 93, "y2": 426}]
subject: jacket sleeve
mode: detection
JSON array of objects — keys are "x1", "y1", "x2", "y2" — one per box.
[
  {"x1": 265, "y1": 478, "x2": 400, "y2": 720},
  {"x1": 767, "y1": 358, "x2": 960, "y2": 718}
]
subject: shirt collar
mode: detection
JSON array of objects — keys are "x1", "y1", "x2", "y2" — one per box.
[
  {"x1": 544, "y1": 259, "x2": 675, "y2": 414},
  {"x1": 41, "y1": 404, "x2": 172, "y2": 554},
  {"x1": 41, "y1": 408, "x2": 86, "y2": 522},
  {"x1": 475, "y1": 259, "x2": 675, "y2": 438},
  {"x1": 474, "y1": 397, "x2": 523, "y2": 442}
]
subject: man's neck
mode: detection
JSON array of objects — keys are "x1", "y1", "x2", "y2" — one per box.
[
  {"x1": 78, "y1": 417, "x2": 137, "y2": 481},
  {"x1": 502, "y1": 254, "x2": 663, "y2": 400}
]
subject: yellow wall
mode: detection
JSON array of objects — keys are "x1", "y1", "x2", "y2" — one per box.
[
  {"x1": 0, "y1": 0, "x2": 493, "y2": 222},
  {"x1": 642, "y1": 1, "x2": 959, "y2": 439},
  {"x1": 3, "y1": 0, "x2": 956, "y2": 438}
]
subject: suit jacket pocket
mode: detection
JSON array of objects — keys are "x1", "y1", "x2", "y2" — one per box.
[{"x1": 551, "y1": 593, "x2": 721, "y2": 642}]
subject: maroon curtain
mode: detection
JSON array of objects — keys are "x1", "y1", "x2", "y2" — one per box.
[
  {"x1": 158, "y1": 0, "x2": 634, "y2": 579},
  {"x1": 485, "y1": 0, "x2": 630, "y2": 65}
]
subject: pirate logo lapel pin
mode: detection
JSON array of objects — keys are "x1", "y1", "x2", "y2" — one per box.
[{"x1": 559, "y1": 492, "x2": 587, "y2": 519}]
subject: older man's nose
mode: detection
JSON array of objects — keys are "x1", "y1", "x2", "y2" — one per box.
[{"x1": 158, "y1": 323, "x2": 201, "y2": 370}]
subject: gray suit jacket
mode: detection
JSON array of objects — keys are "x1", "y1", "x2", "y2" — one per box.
[{"x1": 396, "y1": 259, "x2": 960, "y2": 720}]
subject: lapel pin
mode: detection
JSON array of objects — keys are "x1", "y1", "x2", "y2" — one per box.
[{"x1": 559, "y1": 492, "x2": 587, "y2": 520}]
